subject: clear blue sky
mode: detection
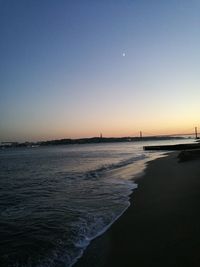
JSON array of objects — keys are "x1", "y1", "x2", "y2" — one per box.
[{"x1": 1, "y1": 0, "x2": 200, "y2": 141}]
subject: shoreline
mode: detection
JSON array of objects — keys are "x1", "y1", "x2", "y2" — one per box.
[{"x1": 75, "y1": 152, "x2": 200, "y2": 267}]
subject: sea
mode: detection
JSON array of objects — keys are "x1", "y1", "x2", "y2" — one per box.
[{"x1": 0, "y1": 139, "x2": 194, "y2": 267}]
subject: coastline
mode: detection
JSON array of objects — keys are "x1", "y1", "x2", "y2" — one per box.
[{"x1": 75, "y1": 152, "x2": 200, "y2": 267}]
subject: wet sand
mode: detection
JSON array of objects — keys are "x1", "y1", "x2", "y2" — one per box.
[{"x1": 75, "y1": 152, "x2": 200, "y2": 267}]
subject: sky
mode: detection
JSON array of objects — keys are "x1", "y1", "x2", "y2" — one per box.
[{"x1": 1, "y1": 0, "x2": 200, "y2": 142}]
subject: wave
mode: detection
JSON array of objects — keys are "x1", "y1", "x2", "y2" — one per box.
[
  {"x1": 34, "y1": 156, "x2": 144, "y2": 267},
  {"x1": 86, "y1": 153, "x2": 147, "y2": 180},
  {"x1": 66, "y1": 155, "x2": 147, "y2": 267},
  {"x1": 69, "y1": 196, "x2": 134, "y2": 267}
]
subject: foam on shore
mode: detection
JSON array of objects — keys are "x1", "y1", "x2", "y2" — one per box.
[{"x1": 75, "y1": 152, "x2": 200, "y2": 267}]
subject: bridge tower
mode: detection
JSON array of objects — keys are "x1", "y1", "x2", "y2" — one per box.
[{"x1": 195, "y1": 127, "x2": 198, "y2": 139}]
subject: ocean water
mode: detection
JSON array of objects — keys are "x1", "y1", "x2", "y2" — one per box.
[{"x1": 0, "y1": 139, "x2": 193, "y2": 267}]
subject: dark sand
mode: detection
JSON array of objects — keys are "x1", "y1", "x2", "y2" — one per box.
[{"x1": 75, "y1": 152, "x2": 200, "y2": 267}]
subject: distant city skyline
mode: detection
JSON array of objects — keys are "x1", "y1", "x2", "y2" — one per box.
[{"x1": 1, "y1": 0, "x2": 200, "y2": 142}]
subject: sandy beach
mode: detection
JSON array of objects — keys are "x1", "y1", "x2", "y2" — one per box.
[{"x1": 75, "y1": 151, "x2": 200, "y2": 267}]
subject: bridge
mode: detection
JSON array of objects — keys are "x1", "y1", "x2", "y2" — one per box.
[{"x1": 136, "y1": 127, "x2": 199, "y2": 139}]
